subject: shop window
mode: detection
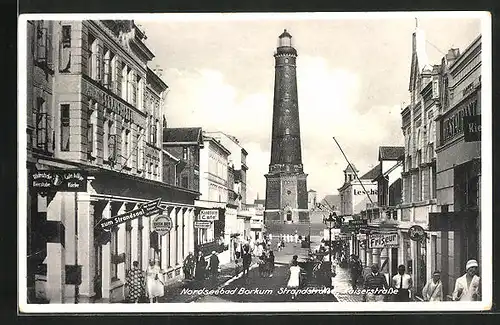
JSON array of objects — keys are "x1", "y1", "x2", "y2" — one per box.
[{"x1": 60, "y1": 104, "x2": 70, "y2": 151}]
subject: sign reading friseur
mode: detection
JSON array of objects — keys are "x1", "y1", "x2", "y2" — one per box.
[
  {"x1": 198, "y1": 209, "x2": 219, "y2": 221},
  {"x1": 368, "y1": 233, "x2": 399, "y2": 249},
  {"x1": 152, "y1": 215, "x2": 173, "y2": 236}
]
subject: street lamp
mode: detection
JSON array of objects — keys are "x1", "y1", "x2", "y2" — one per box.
[{"x1": 324, "y1": 212, "x2": 336, "y2": 263}]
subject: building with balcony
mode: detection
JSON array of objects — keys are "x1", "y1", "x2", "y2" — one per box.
[
  {"x1": 26, "y1": 20, "x2": 200, "y2": 304},
  {"x1": 431, "y1": 35, "x2": 482, "y2": 298}
]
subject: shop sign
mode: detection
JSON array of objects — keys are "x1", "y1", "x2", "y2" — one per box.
[
  {"x1": 194, "y1": 221, "x2": 212, "y2": 229},
  {"x1": 368, "y1": 233, "x2": 399, "y2": 249},
  {"x1": 357, "y1": 233, "x2": 367, "y2": 240},
  {"x1": 99, "y1": 198, "x2": 162, "y2": 231},
  {"x1": 152, "y1": 215, "x2": 173, "y2": 236},
  {"x1": 339, "y1": 234, "x2": 350, "y2": 240},
  {"x1": 82, "y1": 78, "x2": 133, "y2": 121},
  {"x1": 463, "y1": 115, "x2": 481, "y2": 142},
  {"x1": 408, "y1": 225, "x2": 426, "y2": 242},
  {"x1": 30, "y1": 170, "x2": 88, "y2": 192},
  {"x1": 199, "y1": 209, "x2": 219, "y2": 221}
]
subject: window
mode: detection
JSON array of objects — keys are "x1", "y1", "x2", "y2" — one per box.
[
  {"x1": 110, "y1": 228, "x2": 118, "y2": 280},
  {"x1": 87, "y1": 101, "x2": 97, "y2": 157},
  {"x1": 183, "y1": 147, "x2": 188, "y2": 160},
  {"x1": 108, "y1": 121, "x2": 117, "y2": 162},
  {"x1": 121, "y1": 63, "x2": 128, "y2": 100},
  {"x1": 181, "y1": 175, "x2": 188, "y2": 188},
  {"x1": 125, "y1": 221, "x2": 132, "y2": 271},
  {"x1": 87, "y1": 33, "x2": 95, "y2": 77},
  {"x1": 103, "y1": 119, "x2": 109, "y2": 160},
  {"x1": 62, "y1": 25, "x2": 71, "y2": 48},
  {"x1": 35, "y1": 97, "x2": 48, "y2": 151},
  {"x1": 60, "y1": 104, "x2": 70, "y2": 151},
  {"x1": 103, "y1": 49, "x2": 112, "y2": 88},
  {"x1": 122, "y1": 127, "x2": 131, "y2": 167},
  {"x1": 111, "y1": 57, "x2": 121, "y2": 96},
  {"x1": 137, "y1": 128, "x2": 145, "y2": 171},
  {"x1": 35, "y1": 21, "x2": 52, "y2": 68}
]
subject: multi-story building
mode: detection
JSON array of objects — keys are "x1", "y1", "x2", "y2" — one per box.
[
  {"x1": 430, "y1": 35, "x2": 482, "y2": 298},
  {"x1": 338, "y1": 164, "x2": 379, "y2": 222},
  {"x1": 26, "y1": 20, "x2": 200, "y2": 304}
]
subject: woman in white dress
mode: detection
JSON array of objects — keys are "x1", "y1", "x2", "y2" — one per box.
[
  {"x1": 146, "y1": 260, "x2": 164, "y2": 303},
  {"x1": 287, "y1": 260, "x2": 301, "y2": 300},
  {"x1": 452, "y1": 259, "x2": 481, "y2": 301}
]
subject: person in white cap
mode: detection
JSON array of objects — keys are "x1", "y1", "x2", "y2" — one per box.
[{"x1": 452, "y1": 259, "x2": 481, "y2": 301}]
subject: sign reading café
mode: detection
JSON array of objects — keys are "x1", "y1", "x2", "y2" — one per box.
[{"x1": 368, "y1": 233, "x2": 399, "y2": 249}]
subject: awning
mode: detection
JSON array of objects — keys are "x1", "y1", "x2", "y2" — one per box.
[{"x1": 428, "y1": 211, "x2": 479, "y2": 232}]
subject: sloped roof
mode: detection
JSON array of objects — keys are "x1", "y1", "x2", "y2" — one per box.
[
  {"x1": 379, "y1": 146, "x2": 405, "y2": 161},
  {"x1": 343, "y1": 164, "x2": 358, "y2": 173},
  {"x1": 360, "y1": 163, "x2": 382, "y2": 180},
  {"x1": 320, "y1": 195, "x2": 340, "y2": 210},
  {"x1": 163, "y1": 127, "x2": 202, "y2": 143}
]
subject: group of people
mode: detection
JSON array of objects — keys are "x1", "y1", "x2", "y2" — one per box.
[
  {"x1": 257, "y1": 250, "x2": 275, "y2": 278},
  {"x1": 183, "y1": 250, "x2": 221, "y2": 283},
  {"x1": 348, "y1": 255, "x2": 481, "y2": 302},
  {"x1": 124, "y1": 260, "x2": 165, "y2": 303}
]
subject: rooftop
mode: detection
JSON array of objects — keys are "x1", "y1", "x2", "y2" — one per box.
[
  {"x1": 343, "y1": 164, "x2": 359, "y2": 173},
  {"x1": 360, "y1": 163, "x2": 382, "y2": 180},
  {"x1": 163, "y1": 127, "x2": 203, "y2": 144}
]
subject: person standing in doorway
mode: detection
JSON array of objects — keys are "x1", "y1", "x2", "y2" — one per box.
[
  {"x1": 452, "y1": 259, "x2": 481, "y2": 301},
  {"x1": 125, "y1": 261, "x2": 145, "y2": 303},
  {"x1": 422, "y1": 270, "x2": 443, "y2": 301},
  {"x1": 392, "y1": 264, "x2": 413, "y2": 302},
  {"x1": 364, "y1": 264, "x2": 389, "y2": 302}
]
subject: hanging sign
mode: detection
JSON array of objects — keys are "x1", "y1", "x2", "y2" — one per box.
[
  {"x1": 408, "y1": 225, "x2": 426, "y2": 242},
  {"x1": 199, "y1": 209, "x2": 219, "y2": 221},
  {"x1": 98, "y1": 198, "x2": 163, "y2": 231},
  {"x1": 368, "y1": 233, "x2": 399, "y2": 249},
  {"x1": 30, "y1": 170, "x2": 88, "y2": 192},
  {"x1": 194, "y1": 221, "x2": 212, "y2": 229},
  {"x1": 152, "y1": 215, "x2": 173, "y2": 236}
]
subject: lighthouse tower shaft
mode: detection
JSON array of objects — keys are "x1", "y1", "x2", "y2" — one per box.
[{"x1": 264, "y1": 30, "x2": 309, "y2": 229}]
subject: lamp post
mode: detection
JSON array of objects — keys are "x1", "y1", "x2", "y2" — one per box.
[{"x1": 324, "y1": 213, "x2": 336, "y2": 263}]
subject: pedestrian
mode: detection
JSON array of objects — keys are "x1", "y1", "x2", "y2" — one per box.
[
  {"x1": 125, "y1": 261, "x2": 146, "y2": 303},
  {"x1": 258, "y1": 254, "x2": 267, "y2": 277},
  {"x1": 422, "y1": 270, "x2": 444, "y2": 301},
  {"x1": 287, "y1": 260, "x2": 301, "y2": 300},
  {"x1": 269, "y1": 233, "x2": 273, "y2": 242},
  {"x1": 235, "y1": 241, "x2": 242, "y2": 260},
  {"x1": 276, "y1": 240, "x2": 282, "y2": 252},
  {"x1": 234, "y1": 259, "x2": 241, "y2": 277},
  {"x1": 294, "y1": 233, "x2": 299, "y2": 243},
  {"x1": 290, "y1": 254, "x2": 298, "y2": 266},
  {"x1": 267, "y1": 251, "x2": 275, "y2": 278},
  {"x1": 363, "y1": 264, "x2": 388, "y2": 302},
  {"x1": 194, "y1": 251, "x2": 207, "y2": 282},
  {"x1": 242, "y1": 248, "x2": 252, "y2": 277},
  {"x1": 146, "y1": 260, "x2": 164, "y2": 303},
  {"x1": 452, "y1": 259, "x2": 481, "y2": 301},
  {"x1": 208, "y1": 251, "x2": 220, "y2": 282},
  {"x1": 392, "y1": 264, "x2": 413, "y2": 302},
  {"x1": 183, "y1": 252, "x2": 196, "y2": 280},
  {"x1": 349, "y1": 254, "x2": 363, "y2": 290}
]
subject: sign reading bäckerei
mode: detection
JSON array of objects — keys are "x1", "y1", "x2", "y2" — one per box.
[
  {"x1": 199, "y1": 209, "x2": 219, "y2": 221},
  {"x1": 368, "y1": 233, "x2": 399, "y2": 249}
]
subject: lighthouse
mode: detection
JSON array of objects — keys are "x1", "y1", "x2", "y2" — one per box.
[{"x1": 264, "y1": 29, "x2": 309, "y2": 227}]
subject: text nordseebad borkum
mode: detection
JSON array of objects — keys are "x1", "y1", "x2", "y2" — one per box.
[{"x1": 180, "y1": 287, "x2": 335, "y2": 296}]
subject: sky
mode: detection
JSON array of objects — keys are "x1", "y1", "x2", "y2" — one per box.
[{"x1": 137, "y1": 13, "x2": 482, "y2": 202}]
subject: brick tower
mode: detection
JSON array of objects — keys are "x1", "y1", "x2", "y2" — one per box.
[{"x1": 264, "y1": 29, "x2": 309, "y2": 228}]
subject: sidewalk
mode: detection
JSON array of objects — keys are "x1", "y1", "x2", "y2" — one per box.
[
  {"x1": 271, "y1": 236, "x2": 312, "y2": 265},
  {"x1": 160, "y1": 257, "x2": 258, "y2": 303},
  {"x1": 332, "y1": 265, "x2": 364, "y2": 302}
]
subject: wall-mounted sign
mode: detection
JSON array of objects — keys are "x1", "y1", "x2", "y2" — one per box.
[
  {"x1": 82, "y1": 78, "x2": 133, "y2": 121},
  {"x1": 98, "y1": 198, "x2": 162, "y2": 231},
  {"x1": 152, "y1": 215, "x2": 173, "y2": 236},
  {"x1": 349, "y1": 219, "x2": 368, "y2": 229},
  {"x1": 354, "y1": 189, "x2": 377, "y2": 195},
  {"x1": 357, "y1": 233, "x2": 367, "y2": 240},
  {"x1": 463, "y1": 115, "x2": 481, "y2": 142},
  {"x1": 199, "y1": 209, "x2": 219, "y2": 221},
  {"x1": 194, "y1": 221, "x2": 212, "y2": 229},
  {"x1": 30, "y1": 170, "x2": 88, "y2": 192},
  {"x1": 368, "y1": 233, "x2": 399, "y2": 249},
  {"x1": 408, "y1": 225, "x2": 426, "y2": 242}
]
